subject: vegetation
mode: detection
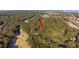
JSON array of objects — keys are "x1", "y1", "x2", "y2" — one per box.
[
  {"x1": 0, "y1": 10, "x2": 79, "y2": 48},
  {"x1": 28, "y1": 16, "x2": 79, "y2": 48}
]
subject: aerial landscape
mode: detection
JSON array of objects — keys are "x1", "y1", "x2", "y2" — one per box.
[{"x1": 0, "y1": 10, "x2": 79, "y2": 48}]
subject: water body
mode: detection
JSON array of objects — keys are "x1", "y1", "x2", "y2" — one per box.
[
  {"x1": 8, "y1": 36, "x2": 17, "y2": 48},
  {"x1": 8, "y1": 25, "x2": 20, "y2": 48}
]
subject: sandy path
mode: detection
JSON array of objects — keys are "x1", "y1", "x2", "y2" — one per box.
[
  {"x1": 64, "y1": 21, "x2": 79, "y2": 29},
  {"x1": 15, "y1": 28, "x2": 31, "y2": 48}
]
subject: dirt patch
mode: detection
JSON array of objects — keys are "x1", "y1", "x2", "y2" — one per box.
[
  {"x1": 15, "y1": 28, "x2": 31, "y2": 48},
  {"x1": 64, "y1": 21, "x2": 79, "y2": 29}
]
